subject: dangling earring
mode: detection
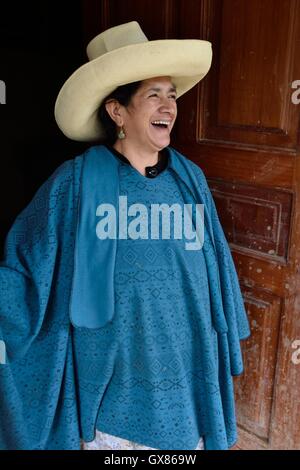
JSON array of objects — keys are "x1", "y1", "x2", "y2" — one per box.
[{"x1": 118, "y1": 126, "x2": 126, "y2": 139}]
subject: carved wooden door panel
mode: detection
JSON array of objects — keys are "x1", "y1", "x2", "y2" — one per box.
[{"x1": 86, "y1": 0, "x2": 300, "y2": 449}]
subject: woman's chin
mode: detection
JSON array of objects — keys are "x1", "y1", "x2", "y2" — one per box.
[
  {"x1": 148, "y1": 127, "x2": 171, "y2": 148},
  {"x1": 150, "y1": 136, "x2": 170, "y2": 149}
]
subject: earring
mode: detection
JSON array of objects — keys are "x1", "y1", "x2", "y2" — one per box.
[{"x1": 118, "y1": 126, "x2": 126, "y2": 139}]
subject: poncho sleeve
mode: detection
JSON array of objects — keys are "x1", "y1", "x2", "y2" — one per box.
[
  {"x1": 0, "y1": 159, "x2": 77, "y2": 360},
  {"x1": 189, "y1": 161, "x2": 251, "y2": 375},
  {"x1": 0, "y1": 156, "x2": 83, "y2": 449}
]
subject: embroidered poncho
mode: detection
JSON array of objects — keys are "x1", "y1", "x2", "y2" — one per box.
[{"x1": 0, "y1": 145, "x2": 250, "y2": 450}]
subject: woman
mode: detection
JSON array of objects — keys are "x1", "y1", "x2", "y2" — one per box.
[
  {"x1": 0, "y1": 21, "x2": 250, "y2": 451},
  {"x1": 82, "y1": 76, "x2": 205, "y2": 451}
]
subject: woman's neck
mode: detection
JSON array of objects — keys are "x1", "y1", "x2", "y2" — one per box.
[{"x1": 113, "y1": 141, "x2": 161, "y2": 176}]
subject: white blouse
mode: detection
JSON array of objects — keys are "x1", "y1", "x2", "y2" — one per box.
[{"x1": 82, "y1": 429, "x2": 205, "y2": 450}]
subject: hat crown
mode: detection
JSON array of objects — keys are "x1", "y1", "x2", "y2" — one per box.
[{"x1": 86, "y1": 21, "x2": 148, "y2": 60}]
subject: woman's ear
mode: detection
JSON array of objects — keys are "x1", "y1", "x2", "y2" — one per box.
[{"x1": 105, "y1": 100, "x2": 123, "y2": 127}]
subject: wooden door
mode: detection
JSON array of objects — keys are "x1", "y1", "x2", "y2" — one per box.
[{"x1": 84, "y1": 0, "x2": 300, "y2": 449}]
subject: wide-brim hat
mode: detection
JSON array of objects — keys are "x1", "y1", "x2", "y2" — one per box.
[{"x1": 54, "y1": 21, "x2": 212, "y2": 142}]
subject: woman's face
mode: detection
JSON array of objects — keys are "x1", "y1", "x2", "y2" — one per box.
[{"x1": 118, "y1": 76, "x2": 178, "y2": 152}]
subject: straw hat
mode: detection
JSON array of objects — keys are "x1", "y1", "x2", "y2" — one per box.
[{"x1": 54, "y1": 21, "x2": 212, "y2": 141}]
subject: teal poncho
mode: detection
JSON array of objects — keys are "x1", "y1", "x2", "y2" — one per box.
[{"x1": 0, "y1": 145, "x2": 250, "y2": 449}]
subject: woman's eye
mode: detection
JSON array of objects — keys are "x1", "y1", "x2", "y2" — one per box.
[{"x1": 149, "y1": 94, "x2": 177, "y2": 100}]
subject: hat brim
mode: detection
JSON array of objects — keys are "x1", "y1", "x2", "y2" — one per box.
[{"x1": 54, "y1": 39, "x2": 212, "y2": 141}]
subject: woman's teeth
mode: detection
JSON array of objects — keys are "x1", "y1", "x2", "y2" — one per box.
[{"x1": 151, "y1": 120, "x2": 170, "y2": 128}]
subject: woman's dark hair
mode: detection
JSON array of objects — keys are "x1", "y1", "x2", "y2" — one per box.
[{"x1": 97, "y1": 81, "x2": 142, "y2": 145}]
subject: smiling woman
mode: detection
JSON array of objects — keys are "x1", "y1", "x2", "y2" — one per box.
[
  {"x1": 101, "y1": 76, "x2": 178, "y2": 176},
  {"x1": 0, "y1": 21, "x2": 251, "y2": 451}
]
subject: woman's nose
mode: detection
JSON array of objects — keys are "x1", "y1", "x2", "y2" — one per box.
[{"x1": 159, "y1": 96, "x2": 176, "y2": 110}]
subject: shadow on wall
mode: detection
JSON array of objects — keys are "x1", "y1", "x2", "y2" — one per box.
[{"x1": 0, "y1": 1, "x2": 90, "y2": 257}]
